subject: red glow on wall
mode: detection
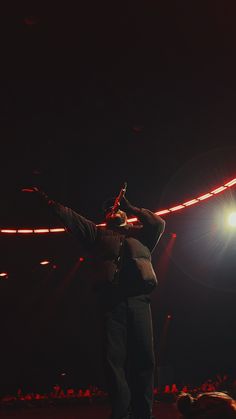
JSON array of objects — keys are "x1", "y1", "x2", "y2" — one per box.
[{"x1": 156, "y1": 234, "x2": 176, "y2": 284}]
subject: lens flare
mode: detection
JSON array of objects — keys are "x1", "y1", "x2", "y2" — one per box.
[{"x1": 228, "y1": 212, "x2": 236, "y2": 227}]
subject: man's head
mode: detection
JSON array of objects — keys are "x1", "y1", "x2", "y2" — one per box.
[
  {"x1": 105, "y1": 209, "x2": 128, "y2": 227},
  {"x1": 103, "y1": 197, "x2": 128, "y2": 227}
]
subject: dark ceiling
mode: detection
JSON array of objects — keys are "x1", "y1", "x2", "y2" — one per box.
[{"x1": 0, "y1": 3, "x2": 236, "y2": 218}]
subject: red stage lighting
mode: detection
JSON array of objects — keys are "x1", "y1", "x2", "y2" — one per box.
[
  {"x1": 183, "y1": 199, "x2": 199, "y2": 206},
  {"x1": 156, "y1": 209, "x2": 171, "y2": 215},
  {"x1": 169, "y1": 205, "x2": 185, "y2": 212},
  {"x1": 18, "y1": 229, "x2": 34, "y2": 234},
  {"x1": 21, "y1": 188, "x2": 35, "y2": 193},
  {"x1": 1, "y1": 175, "x2": 235, "y2": 233},
  {"x1": 224, "y1": 178, "x2": 236, "y2": 187},
  {"x1": 211, "y1": 186, "x2": 227, "y2": 194},
  {"x1": 197, "y1": 193, "x2": 212, "y2": 201}
]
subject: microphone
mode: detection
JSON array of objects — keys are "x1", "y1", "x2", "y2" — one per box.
[{"x1": 111, "y1": 182, "x2": 127, "y2": 213}]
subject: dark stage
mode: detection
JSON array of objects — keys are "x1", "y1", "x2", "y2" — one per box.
[
  {"x1": 1, "y1": 5, "x2": 236, "y2": 418},
  {"x1": 0, "y1": 402, "x2": 179, "y2": 419}
]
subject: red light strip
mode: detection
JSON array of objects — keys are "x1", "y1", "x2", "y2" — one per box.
[
  {"x1": 1, "y1": 177, "x2": 236, "y2": 233},
  {"x1": 183, "y1": 199, "x2": 199, "y2": 206},
  {"x1": 224, "y1": 178, "x2": 236, "y2": 187},
  {"x1": 156, "y1": 209, "x2": 170, "y2": 215},
  {"x1": 0, "y1": 227, "x2": 66, "y2": 235},
  {"x1": 18, "y1": 229, "x2": 34, "y2": 234},
  {"x1": 197, "y1": 193, "x2": 212, "y2": 200},
  {"x1": 152, "y1": 176, "x2": 236, "y2": 217},
  {"x1": 211, "y1": 186, "x2": 227, "y2": 194},
  {"x1": 169, "y1": 205, "x2": 185, "y2": 212}
]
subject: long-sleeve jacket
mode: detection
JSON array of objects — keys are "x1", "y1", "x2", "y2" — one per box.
[{"x1": 48, "y1": 199, "x2": 165, "y2": 295}]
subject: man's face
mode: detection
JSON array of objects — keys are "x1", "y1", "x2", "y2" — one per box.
[{"x1": 105, "y1": 209, "x2": 128, "y2": 227}]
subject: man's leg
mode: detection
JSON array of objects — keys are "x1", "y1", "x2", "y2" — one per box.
[
  {"x1": 105, "y1": 300, "x2": 131, "y2": 419},
  {"x1": 127, "y1": 295, "x2": 155, "y2": 419}
]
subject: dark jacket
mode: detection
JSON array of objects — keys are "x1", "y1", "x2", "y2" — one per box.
[{"x1": 49, "y1": 201, "x2": 165, "y2": 295}]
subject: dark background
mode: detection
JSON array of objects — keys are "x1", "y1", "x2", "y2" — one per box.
[{"x1": 0, "y1": 2, "x2": 236, "y2": 393}]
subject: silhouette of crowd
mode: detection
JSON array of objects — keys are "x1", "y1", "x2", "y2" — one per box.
[{"x1": 1, "y1": 372, "x2": 236, "y2": 418}]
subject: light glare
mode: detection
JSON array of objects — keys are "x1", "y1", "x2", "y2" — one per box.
[{"x1": 228, "y1": 212, "x2": 236, "y2": 227}]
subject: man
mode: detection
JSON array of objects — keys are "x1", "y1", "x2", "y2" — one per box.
[{"x1": 35, "y1": 186, "x2": 165, "y2": 419}]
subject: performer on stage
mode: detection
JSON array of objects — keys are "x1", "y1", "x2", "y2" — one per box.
[{"x1": 34, "y1": 185, "x2": 165, "y2": 419}]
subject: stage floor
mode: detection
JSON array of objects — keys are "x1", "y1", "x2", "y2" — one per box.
[{"x1": 0, "y1": 401, "x2": 179, "y2": 418}]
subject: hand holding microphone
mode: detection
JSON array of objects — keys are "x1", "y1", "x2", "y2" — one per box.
[{"x1": 111, "y1": 182, "x2": 127, "y2": 213}]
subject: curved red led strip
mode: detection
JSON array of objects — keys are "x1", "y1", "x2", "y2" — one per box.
[
  {"x1": 155, "y1": 177, "x2": 236, "y2": 216},
  {"x1": 1, "y1": 177, "x2": 236, "y2": 234},
  {"x1": 0, "y1": 228, "x2": 66, "y2": 235}
]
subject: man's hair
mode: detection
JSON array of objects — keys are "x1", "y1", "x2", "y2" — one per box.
[{"x1": 177, "y1": 392, "x2": 236, "y2": 418}]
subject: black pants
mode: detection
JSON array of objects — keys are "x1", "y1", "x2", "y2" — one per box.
[{"x1": 105, "y1": 295, "x2": 155, "y2": 419}]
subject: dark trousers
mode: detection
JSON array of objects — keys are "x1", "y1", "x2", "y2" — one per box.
[{"x1": 105, "y1": 295, "x2": 155, "y2": 419}]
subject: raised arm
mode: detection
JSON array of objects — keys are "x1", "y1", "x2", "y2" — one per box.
[
  {"x1": 34, "y1": 188, "x2": 97, "y2": 249},
  {"x1": 120, "y1": 196, "x2": 165, "y2": 251}
]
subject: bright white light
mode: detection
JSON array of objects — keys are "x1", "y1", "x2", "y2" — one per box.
[
  {"x1": 228, "y1": 212, "x2": 236, "y2": 227},
  {"x1": 40, "y1": 260, "x2": 50, "y2": 265}
]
